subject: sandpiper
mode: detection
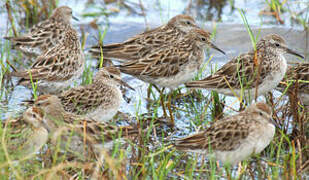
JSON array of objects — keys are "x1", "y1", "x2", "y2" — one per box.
[
  {"x1": 175, "y1": 102, "x2": 275, "y2": 165},
  {"x1": 10, "y1": 23, "x2": 85, "y2": 94},
  {"x1": 22, "y1": 96, "x2": 139, "y2": 154},
  {"x1": 277, "y1": 63, "x2": 309, "y2": 105},
  {"x1": 89, "y1": 14, "x2": 209, "y2": 61},
  {"x1": 186, "y1": 34, "x2": 304, "y2": 100},
  {"x1": 23, "y1": 67, "x2": 133, "y2": 122},
  {"x1": 116, "y1": 28, "x2": 225, "y2": 125},
  {"x1": 4, "y1": 6, "x2": 79, "y2": 58},
  {"x1": 59, "y1": 67, "x2": 133, "y2": 122}
]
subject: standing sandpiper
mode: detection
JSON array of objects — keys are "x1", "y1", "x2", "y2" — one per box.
[
  {"x1": 22, "y1": 102, "x2": 138, "y2": 165},
  {"x1": 10, "y1": 22, "x2": 85, "y2": 95},
  {"x1": 175, "y1": 102, "x2": 275, "y2": 165},
  {"x1": 116, "y1": 29, "x2": 225, "y2": 125},
  {"x1": 186, "y1": 34, "x2": 304, "y2": 100},
  {"x1": 277, "y1": 63, "x2": 309, "y2": 105},
  {"x1": 4, "y1": 6, "x2": 79, "y2": 58},
  {"x1": 23, "y1": 67, "x2": 133, "y2": 122},
  {"x1": 89, "y1": 14, "x2": 202, "y2": 61},
  {"x1": 59, "y1": 67, "x2": 133, "y2": 122}
]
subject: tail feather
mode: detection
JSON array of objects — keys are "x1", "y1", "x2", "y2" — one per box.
[
  {"x1": 185, "y1": 80, "x2": 208, "y2": 88},
  {"x1": 185, "y1": 76, "x2": 222, "y2": 89},
  {"x1": 4, "y1": 36, "x2": 38, "y2": 47},
  {"x1": 15, "y1": 78, "x2": 30, "y2": 86},
  {"x1": 10, "y1": 71, "x2": 28, "y2": 78},
  {"x1": 174, "y1": 132, "x2": 208, "y2": 152},
  {"x1": 89, "y1": 43, "x2": 132, "y2": 62},
  {"x1": 3, "y1": 36, "x2": 12, "y2": 40}
]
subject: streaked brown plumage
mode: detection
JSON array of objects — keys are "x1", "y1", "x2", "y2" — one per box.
[
  {"x1": 175, "y1": 102, "x2": 275, "y2": 165},
  {"x1": 186, "y1": 34, "x2": 304, "y2": 98},
  {"x1": 277, "y1": 63, "x2": 309, "y2": 105},
  {"x1": 89, "y1": 14, "x2": 201, "y2": 61},
  {"x1": 117, "y1": 28, "x2": 224, "y2": 89},
  {"x1": 59, "y1": 67, "x2": 133, "y2": 122},
  {"x1": 22, "y1": 95, "x2": 139, "y2": 155},
  {"x1": 10, "y1": 24, "x2": 84, "y2": 94},
  {"x1": 23, "y1": 67, "x2": 132, "y2": 122},
  {"x1": 4, "y1": 6, "x2": 78, "y2": 58}
]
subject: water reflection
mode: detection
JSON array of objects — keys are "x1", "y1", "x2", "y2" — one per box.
[{"x1": 185, "y1": 0, "x2": 231, "y2": 21}]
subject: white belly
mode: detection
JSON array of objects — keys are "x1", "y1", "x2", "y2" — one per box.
[
  {"x1": 214, "y1": 123, "x2": 275, "y2": 165},
  {"x1": 209, "y1": 55, "x2": 287, "y2": 99},
  {"x1": 300, "y1": 93, "x2": 309, "y2": 106},
  {"x1": 86, "y1": 88, "x2": 122, "y2": 123},
  {"x1": 150, "y1": 69, "x2": 198, "y2": 89},
  {"x1": 87, "y1": 105, "x2": 119, "y2": 123}
]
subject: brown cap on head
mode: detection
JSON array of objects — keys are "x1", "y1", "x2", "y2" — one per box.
[
  {"x1": 105, "y1": 66, "x2": 121, "y2": 76},
  {"x1": 168, "y1": 14, "x2": 195, "y2": 25},
  {"x1": 172, "y1": 14, "x2": 195, "y2": 21},
  {"x1": 23, "y1": 106, "x2": 44, "y2": 128},
  {"x1": 51, "y1": 6, "x2": 73, "y2": 22},
  {"x1": 194, "y1": 29, "x2": 211, "y2": 38},
  {"x1": 95, "y1": 67, "x2": 120, "y2": 81},
  {"x1": 35, "y1": 95, "x2": 61, "y2": 109},
  {"x1": 263, "y1": 34, "x2": 286, "y2": 44},
  {"x1": 31, "y1": 107, "x2": 44, "y2": 117},
  {"x1": 36, "y1": 95, "x2": 52, "y2": 102},
  {"x1": 253, "y1": 102, "x2": 272, "y2": 115}
]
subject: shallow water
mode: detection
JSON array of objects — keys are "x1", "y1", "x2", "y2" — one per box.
[{"x1": 0, "y1": 0, "x2": 308, "y2": 130}]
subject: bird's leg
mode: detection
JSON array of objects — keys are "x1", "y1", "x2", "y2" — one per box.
[
  {"x1": 239, "y1": 99, "x2": 246, "y2": 111},
  {"x1": 167, "y1": 91, "x2": 175, "y2": 127},
  {"x1": 152, "y1": 85, "x2": 168, "y2": 118},
  {"x1": 160, "y1": 87, "x2": 168, "y2": 118},
  {"x1": 224, "y1": 165, "x2": 232, "y2": 180},
  {"x1": 147, "y1": 84, "x2": 152, "y2": 100},
  {"x1": 146, "y1": 84, "x2": 153, "y2": 109}
]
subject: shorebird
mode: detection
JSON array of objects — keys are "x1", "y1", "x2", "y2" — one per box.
[
  {"x1": 4, "y1": 6, "x2": 79, "y2": 58},
  {"x1": 22, "y1": 98, "x2": 140, "y2": 178},
  {"x1": 23, "y1": 67, "x2": 133, "y2": 122},
  {"x1": 89, "y1": 14, "x2": 217, "y2": 61},
  {"x1": 116, "y1": 28, "x2": 225, "y2": 125},
  {"x1": 10, "y1": 23, "x2": 85, "y2": 94},
  {"x1": 22, "y1": 95, "x2": 139, "y2": 158},
  {"x1": 186, "y1": 34, "x2": 304, "y2": 102},
  {"x1": 59, "y1": 67, "x2": 133, "y2": 122},
  {"x1": 175, "y1": 102, "x2": 275, "y2": 165},
  {"x1": 277, "y1": 63, "x2": 309, "y2": 106}
]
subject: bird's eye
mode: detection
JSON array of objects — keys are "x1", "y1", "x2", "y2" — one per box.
[
  {"x1": 275, "y1": 43, "x2": 280, "y2": 47},
  {"x1": 259, "y1": 112, "x2": 263, "y2": 116},
  {"x1": 186, "y1": 21, "x2": 191, "y2": 25},
  {"x1": 32, "y1": 114, "x2": 37, "y2": 118},
  {"x1": 110, "y1": 75, "x2": 114, "y2": 78},
  {"x1": 201, "y1": 37, "x2": 206, "y2": 41}
]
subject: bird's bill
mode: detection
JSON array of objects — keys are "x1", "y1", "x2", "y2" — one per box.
[
  {"x1": 41, "y1": 120, "x2": 52, "y2": 133},
  {"x1": 21, "y1": 99, "x2": 35, "y2": 106},
  {"x1": 286, "y1": 48, "x2": 304, "y2": 59},
  {"x1": 210, "y1": 42, "x2": 226, "y2": 55},
  {"x1": 269, "y1": 117, "x2": 277, "y2": 126},
  {"x1": 185, "y1": 80, "x2": 206, "y2": 88},
  {"x1": 119, "y1": 79, "x2": 135, "y2": 91},
  {"x1": 72, "y1": 15, "x2": 79, "y2": 21}
]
